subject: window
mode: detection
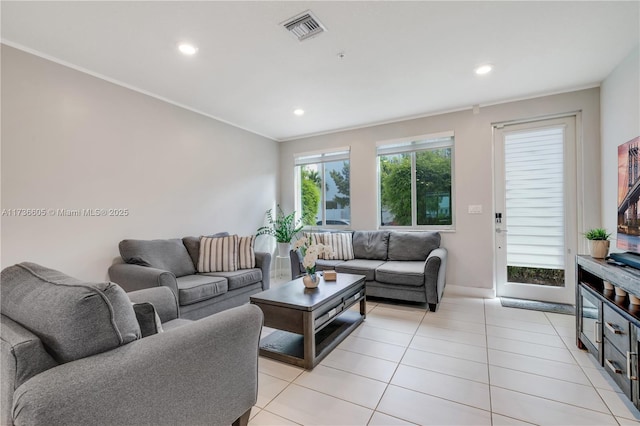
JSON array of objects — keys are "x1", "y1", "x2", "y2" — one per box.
[
  {"x1": 295, "y1": 148, "x2": 350, "y2": 227},
  {"x1": 378, "y1": 132, "x2": 454, "y2": 228}
]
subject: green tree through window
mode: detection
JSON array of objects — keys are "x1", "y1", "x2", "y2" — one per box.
[{"x1": 378, "y1": 137, "x2": 453, "y2": 227}]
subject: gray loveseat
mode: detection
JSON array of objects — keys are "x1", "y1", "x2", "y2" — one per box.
[
  {"x1": 1, "y1": 262, "x2": 263, "y2": 426},
  {"x1": 291, "y1": 231, "x2": 447, "y2": 311},
  {"x1": 109, "y1": 235, "x2": 271, "y2": 320}
]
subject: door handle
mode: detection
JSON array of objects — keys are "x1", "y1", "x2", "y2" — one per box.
[
  {"x1": 594, "y1": 321, "x2": 601, "y2": 343},
  {"x1": 606, "y1": 359, "x2": 622, "y2": 374},
  {"x1": 627, "y1": 351, "x2": 638, "y2": 380},
  {"x1": 605, "y1": 322, "x2": 623, "y2": 334},
  {"x1": 495, "y1": 228, "x2": 508, "y2": 234}
]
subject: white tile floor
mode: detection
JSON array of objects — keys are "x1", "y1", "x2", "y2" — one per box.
[{"x1": 250, "y1": 288, "x2": 640, "y2": 425}]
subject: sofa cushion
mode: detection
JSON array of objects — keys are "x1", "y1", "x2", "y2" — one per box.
[
  {"x1": 176, "y1": 275, "x2": 228, "y2": 306},
  {"x1": 335, "y1": 259, "x2": 386, "y2": 281},
  {"x1": 120, "y1": 239, "x2": 196, "y2": 277},
  {"x1": 352, "y1": 231, "x2": 390, "y2": 260},
  {"x1": 375, "y1": 261, "x2": 425, "y2": 287},
  {"x1": 183, "y1": 232, "x2": 229, "y2": 268},
  {"x1": 202, "y1": 268, "x2": 262, "y2": 291},
  {"x1": 324, "y1": 232, "x2": 355, "y2": 260},
  {"x1": 315, "y1": 259, "x2": 347, "y2": 271},
  {"x1": 198, "y1": 235, "x2": 239, "y2": 273},
  {"x1": 0, "y1": 262, "x2": 141, "y2": 364},
  {"x1": 238, "y1": 235, "x2": 256, "y2": 269},
  {"x1": 387, "y1": 232, "x2": 441, "y2": 261}
]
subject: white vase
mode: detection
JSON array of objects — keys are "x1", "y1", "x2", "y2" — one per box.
[
  {"x1": 302, "y1": 273, "x2": 320, "y2": 288},
  {"x1": 277, "y1": 242, "x2": 291, "y2": 257},
  {"x1": 589, "y1": 240, "x2": 610, "y2": 259}
]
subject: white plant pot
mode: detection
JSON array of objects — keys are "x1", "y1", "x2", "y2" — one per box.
[
  {"x1": 589, "y1": 240, "x2": 610, "y2": 259},
  {"x1": 277, "y1": 242, "x2": 291, "y2": 257}
]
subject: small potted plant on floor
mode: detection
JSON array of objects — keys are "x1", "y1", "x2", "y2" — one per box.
[
  {"x1": 584, "y1": 228, "x2": 611, "y2": 259},
  {"x1": 256, "y1": 205, "x2": 303, "y2": 257}
]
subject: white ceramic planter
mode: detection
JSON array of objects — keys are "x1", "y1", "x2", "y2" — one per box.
[{"x1": 277, "y1": 242, "x2": 291, "y2": 257}]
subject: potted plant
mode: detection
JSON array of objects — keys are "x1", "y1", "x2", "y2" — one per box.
[
  {"x1": 256, "y1": 205, "x2": 303, "y2": 256},
  {"x1": 584, "y1": 228, "x2": 611, "y2": 259}
]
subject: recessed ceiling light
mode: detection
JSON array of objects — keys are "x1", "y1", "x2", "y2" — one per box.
[
  {"x1": 178, "y1": 43, "x2": 198, "y2": 56},
  {"x1": 293, "y1": 109, "x2": 305, "y2": 116},
  {"x1": 475, "y1": 64, "x2": 493, "y2": 75}
]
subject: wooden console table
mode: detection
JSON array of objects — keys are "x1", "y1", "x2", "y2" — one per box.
[{"x1": 576, "y1": 255, "x2": 640, "y2": 409}]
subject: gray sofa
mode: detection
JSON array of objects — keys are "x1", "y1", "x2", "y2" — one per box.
[
  {"x1": 109, "y1": 235, "x2": 271, "y2": 320},
  {"x1": 1, "y1": 262, "x2": 263, "y2": 426},
  {"x1": 291, "y1": 230, "x2": 447, "y2": 311}
]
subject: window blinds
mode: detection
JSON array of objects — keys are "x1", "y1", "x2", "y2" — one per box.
[
  {"x1": 294, "y1": 148, "x2": 350, "y2": 166},
  {"x1": 504, "y1": 127, "x2": 565, "y2": 270},
  {"x1": 376, "y1": 132, "x2": 454, "y2": 156}
]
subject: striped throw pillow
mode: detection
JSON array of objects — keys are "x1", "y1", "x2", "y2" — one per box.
[
  {"x1": 303, "y1": 232, "x2": 327, "y2": 259},
  {"x1": 324, "y1": 233, "x2": 354, "y2": 260},
  {"x1": 238, "y1": 235, "x2": 256, "y2": 269},
  {"x1": 198, "y1": 235, "x2": 238, "y2": 272}
]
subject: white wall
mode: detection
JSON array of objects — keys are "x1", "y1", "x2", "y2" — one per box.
[
  {"x1": 279, "y1": 88, "x2": 601, "y2": 291},
  {"x1": 1, "y1": 46, "x2": 279, "y2": 280},
  {"x1": 601, "y1": 45, "x2": 640, "y2": 251}
]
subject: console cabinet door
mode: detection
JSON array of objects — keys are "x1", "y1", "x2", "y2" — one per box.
[{"x1": 578, "y1": 285, "x2": 602, "y2": 364}]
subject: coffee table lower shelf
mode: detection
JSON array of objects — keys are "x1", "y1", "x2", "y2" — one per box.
[{"x1": 259, "y1": 309, "x2": 363, "y2": 369}]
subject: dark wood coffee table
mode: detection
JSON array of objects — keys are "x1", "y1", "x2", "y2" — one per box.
[{"x1": 250, "y1": 273, "x2": 366, "y2": 369}]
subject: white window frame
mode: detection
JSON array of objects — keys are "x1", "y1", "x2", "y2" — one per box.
[
  {"x1": 377, "y1": 131, "x2": 455, "y2": 230},
  {"x1": 294, "y1": 147, "x2": 351, "y2": 228}
]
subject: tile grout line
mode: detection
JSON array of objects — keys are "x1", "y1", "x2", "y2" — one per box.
[
  {"x1": 364, "y1": 305, "x2": 428, "y2": 426},
  {"x1": 484, "y1": 298, "x2": 496, "y2": 426},
  {"x1": 549, "y1": 309, "x2": 630, "y2": 422}
]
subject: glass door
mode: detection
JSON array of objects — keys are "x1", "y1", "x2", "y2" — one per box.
[{"x1": 494, "y1": 117, "x2": 577, "y2": 304}]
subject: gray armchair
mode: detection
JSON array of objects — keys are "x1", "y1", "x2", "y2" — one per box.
[{"x1": 1, "y1": 262, "x2": 263, "y2": 426}]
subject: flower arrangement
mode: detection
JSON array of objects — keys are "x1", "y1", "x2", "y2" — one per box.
[{"x1": 292, "y1": 236, "x2": 333, "y2": 275}]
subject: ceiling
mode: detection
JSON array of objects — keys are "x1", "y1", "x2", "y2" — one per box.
[{"x1": 2, "y1": 1, "x2": 639, "y2": 142}]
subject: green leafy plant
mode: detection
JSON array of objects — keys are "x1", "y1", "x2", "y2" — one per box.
[
  {"x1": 584, "y1": 228, "x2": 611, "y2": 240},
  {"x1": 256, "y1": 205, "x2": 303, "y2": 243}
]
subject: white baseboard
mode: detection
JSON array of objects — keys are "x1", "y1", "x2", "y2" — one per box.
[{"x1": 444, "y1": 284, "x2": 496, "y2": 299}]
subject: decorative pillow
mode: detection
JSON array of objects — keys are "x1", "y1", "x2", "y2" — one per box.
[
  {"x1": 303, "y1": 232, "x2": 328, "y2": 259},
  {"x1": 0, "y1": 262, "x2": 141, "y2": 364},
  {"x1": 183, "y1": 232, "x2": 230, "y2": 268},
  {"x1": 324, "y1": 232, "x2": 355, "y2": 260},
  {"x1": 132, "y1": 302, "x2": 164, "y2": 338},
  {"x1": 238, "y1": 235, "x2": 256, "y2": 269},
  {"x1": 198, "y1": 235, "x2": 239, "y2": 272}
]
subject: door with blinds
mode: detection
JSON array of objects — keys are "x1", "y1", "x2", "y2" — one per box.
[{"x1": 494, "y1": 117, "x2": 577, "y2": 304}]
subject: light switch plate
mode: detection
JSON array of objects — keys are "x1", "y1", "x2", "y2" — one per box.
[{"x1": 468, "y1": 204, "x2": 483, "y2": 214}]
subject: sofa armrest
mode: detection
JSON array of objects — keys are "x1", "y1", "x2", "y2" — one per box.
[
  {"x1": 289, "y1": 249, "x2": 305, "y2": 280},
  {"x1": 108, "y1": 263, "x2": 179, "y2": 296},
  {"x1": 12, "y1": 304, "x2": 263, "y2": 426},
  {"x1": 255, "y1": 252, "x2": 271, "y2": 290},
  {"x1": 127, "y1": 286, "x2": 179, "y2": 323},
  {"x1": 424, "y1": 247, "x2": 448, "y2": 310}
]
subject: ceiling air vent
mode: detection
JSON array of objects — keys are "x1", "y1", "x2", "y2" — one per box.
[{"x1": 282, "y1": 10, "x2": 326, "y2": 41}]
